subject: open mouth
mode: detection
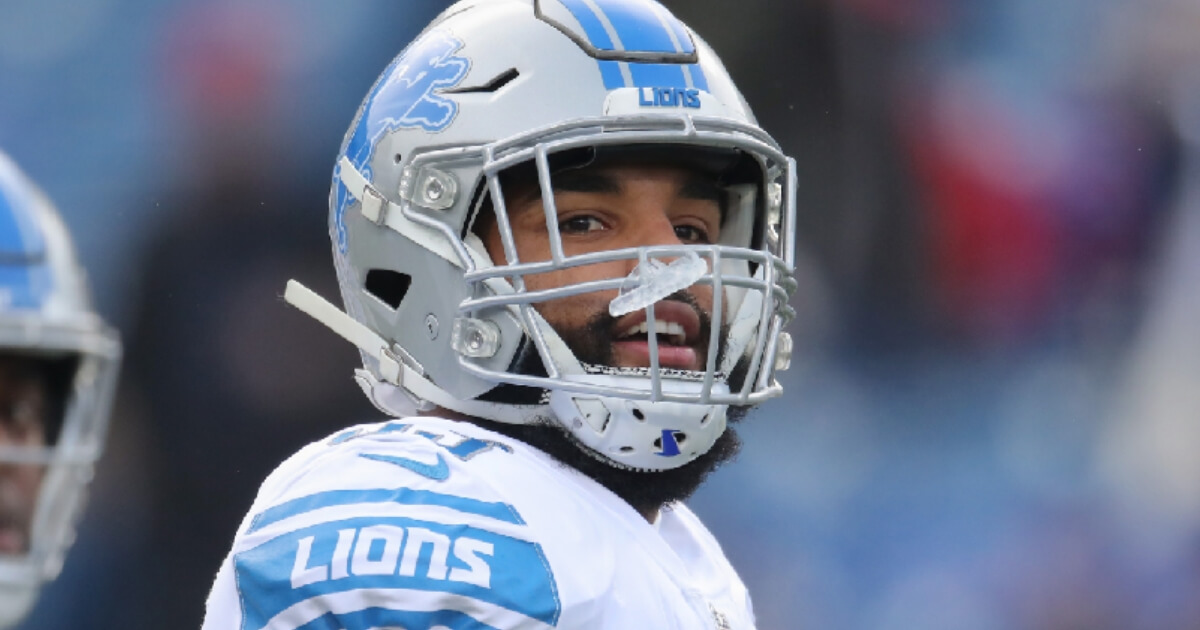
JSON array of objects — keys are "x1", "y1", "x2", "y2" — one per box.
[{"x1": 611, "y1": 300, "x2": 705, "y2": 371}]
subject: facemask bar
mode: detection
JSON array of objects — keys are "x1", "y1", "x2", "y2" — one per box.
[
  {"x1": 403, "y1": 115, "x2": 799, "y2": 408},
  {"x1": 0, "y1": 318, "x2": 120, "y2": 586},
  {"x1": 392, "y1": 113, "x2": 796, "y2": 273},
  {"x1": 457, "y1": 244, "x2": 791, "y2": 402},
  {"x1": 329, "y1": 113, "x2": 796, "y2": 414}
]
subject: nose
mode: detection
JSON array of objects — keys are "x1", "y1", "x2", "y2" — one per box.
[
  {"x1": 618, "y1": 212, "x2": 689, "y2": 277},
  {"x1": 639, "y1": 212, "x2": 686, "y2": 247}
]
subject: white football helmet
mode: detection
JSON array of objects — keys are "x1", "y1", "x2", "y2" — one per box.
[
  {"x1": 287, "y1": 0, "x2": 797, "y2": 471},
  {"x1": 0, "y1": 151, "x2": 121, "y2": 626}
]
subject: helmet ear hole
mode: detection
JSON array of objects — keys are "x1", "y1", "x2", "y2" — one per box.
[{"x1": 364, "y1": 269, "x2": 411, "y2": 310}]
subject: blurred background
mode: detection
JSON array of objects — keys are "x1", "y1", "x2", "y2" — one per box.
[{"x1": 2, "y1": 0, "x2": 1199, "y2": 627}]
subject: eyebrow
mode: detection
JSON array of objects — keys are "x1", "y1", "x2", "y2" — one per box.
[
  {"x1": 546, "y1": 171, "x2": 620, "y2": 196},
  {"x1": 522, "y1": 170, "x2": 724, "y2": 204},
  {"x1": 677, "y1": 177, "x2": 723, "y2": 204}
]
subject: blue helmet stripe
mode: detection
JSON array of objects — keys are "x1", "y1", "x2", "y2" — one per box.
[
  {"x1": 0, "y1": 190, "x2": 25, "y2": 256},
  {"x1": 557, "y1": 0, "x2": 617, "y2": 52},
  {"x1": 627, "y1": 63, "x2": 689, "y2": 89},
  {"x1": 597, "y1": 59, "x2": 625, "y2": 90},
  {"x1": 557, "y1": 0, "x2": 706, "y2": 91},
  {"x1": 591, "y1": 0, "x2": 682, "y2": 54},
  {"x1": 0, "y1": 177, "x2": 50, "y2": 309},
  {"x1": 657, "y1": 3, "x2": 696, "y2": 54},
  {"x1": 0, "y1": 179, "x2": 44, "y2": 256},
  {"x1": 0, "y1": 266, "x2": 50, "y2": 309},
  {"x1": 685, "y1": 63, "x2": 709, "y2": 91}
]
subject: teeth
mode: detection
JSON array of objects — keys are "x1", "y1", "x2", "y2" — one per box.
[{"x1": 621, "y1": 321, "x2": 687, "y2": 345}]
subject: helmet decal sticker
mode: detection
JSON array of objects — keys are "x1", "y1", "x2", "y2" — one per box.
[
  {"x1": 349, "y1": 29, "x2": 470, "y2": 145},
  {"x1": 334, "y1": 30, "x2": 471, "y2": 252},
  {"x1": 655, "y1": 429, "x2": 683, "y2": 457}
]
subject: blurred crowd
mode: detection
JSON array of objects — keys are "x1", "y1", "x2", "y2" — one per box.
[{"x1": 2, "y1": 0, "x2": 1198, "y2": 627}]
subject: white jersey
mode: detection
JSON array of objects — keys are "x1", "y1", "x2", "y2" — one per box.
[{"x1": 202, "y1": 416, "x2": 756, "y2": 630}]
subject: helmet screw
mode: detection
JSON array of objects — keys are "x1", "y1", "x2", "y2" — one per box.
[
  {"x1": 467, "y1": 328, "x2": 485, "y2": 351},
  {"x1": 425, "y1": 178, "x2": 444, "y2": 201},
  {"x1": 425, "y1": 314, "x2": 439, "y2": 339}
]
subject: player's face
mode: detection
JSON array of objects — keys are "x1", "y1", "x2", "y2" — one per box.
[
  {"x1": 483, "y1": 164, "x2": 722, "y2": 372},
  {"x1": 0, "y1": 356, "x2": 50, "y2": 555}
]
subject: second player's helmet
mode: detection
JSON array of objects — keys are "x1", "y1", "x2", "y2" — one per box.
[
  {"x1": 288, "y1": 0, "x2": 797, "y2": 471},
  {"x1": 0, "y1": 152, "x2": 121, "y2": 626}
]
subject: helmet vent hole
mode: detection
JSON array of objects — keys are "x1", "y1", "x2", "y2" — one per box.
[
  {"x1": 632, "y1": 407, "x2": 645, "y2": 421},
  {"x1": 619, "y1": 446, "x2": 634, "y2": 454},
  {"x1": 444, "y1": 67, "x2": 520, "y2": 94},
  {"x1": 393, "y1": 153, "x2": 403, "y2": 164},
  {"x1": 364, "y1": 269, "x2": 411, "y2": 310}
]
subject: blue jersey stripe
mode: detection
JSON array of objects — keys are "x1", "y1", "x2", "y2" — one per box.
[
  {"x1": 248, "y1": 488, "x2": 526, "y2": 534},
  {"x1": 235, "y1": 517, "x2": 561, "y2": 629},
  {"x1": 297, "y1": 607, "x2": 504, "y2": 630},
  {"x1": 299, "y1": 608, "x2": 504, "y2": 630}
]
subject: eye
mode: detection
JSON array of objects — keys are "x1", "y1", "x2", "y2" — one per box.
[
  {"x1": 673, "y1": 224, "x2": 711, "y2": 244},
  {"x1": 559, "y1": 215, "x2": 606, "y2": 234}
]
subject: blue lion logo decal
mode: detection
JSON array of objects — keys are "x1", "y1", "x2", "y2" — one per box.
[{"x1": 334, "y1": 30, "x2": 471, "y2": 252}]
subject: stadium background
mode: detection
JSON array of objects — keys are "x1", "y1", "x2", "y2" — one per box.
[{"x1": 2, "y1": 0, "x2": 1199, "y2": 627}]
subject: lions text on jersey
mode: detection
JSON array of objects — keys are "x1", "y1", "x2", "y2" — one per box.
[{"x1": 202, "y1": 416, "x2": 755, "y2": 629}]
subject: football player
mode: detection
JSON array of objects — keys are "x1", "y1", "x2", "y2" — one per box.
[
  {"x1": 0, "y1": 151, "x2": 121, "y2": 627},
  {"x1": 204, "y1": 0, "x2": 796, "y2": 627}
]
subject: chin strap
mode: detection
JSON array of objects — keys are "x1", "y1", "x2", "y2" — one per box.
[{"x1": 283, "y1": 280, "x2": 544, "y2": 424}]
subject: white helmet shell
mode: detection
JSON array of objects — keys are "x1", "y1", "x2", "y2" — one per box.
[{"x1": 296, "y1": 0, "x2": 797, "y2": 471}]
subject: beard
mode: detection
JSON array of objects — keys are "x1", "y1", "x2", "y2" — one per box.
[{"x1": 471, "y1": 291, "x2": 754, "y2": 516}]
